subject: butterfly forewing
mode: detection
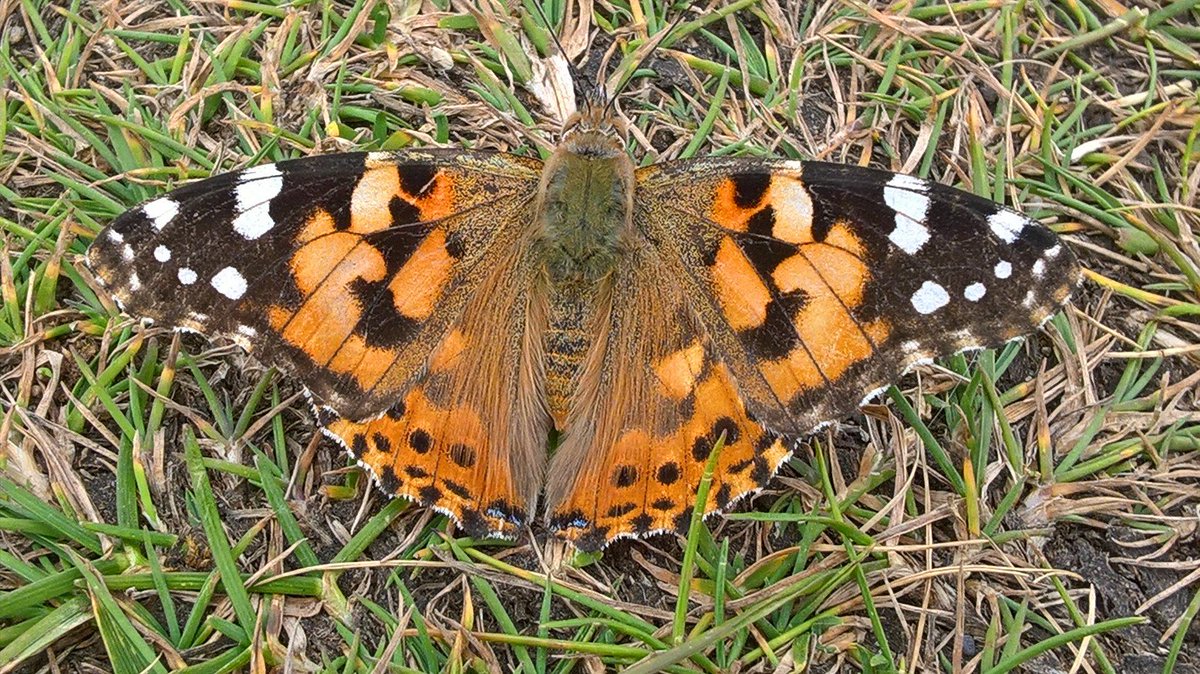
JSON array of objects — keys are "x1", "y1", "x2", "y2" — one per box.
[
  {"x1": 632, "y1": 158, "x2": 1079, "y2": 439},
  {"x1": 89, "y1": 150, "x2": 543, "y2": 419}
]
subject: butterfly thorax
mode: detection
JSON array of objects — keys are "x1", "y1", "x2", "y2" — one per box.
[{"x1": 536, "y1": 119, "x2": 636, "y2": 427}]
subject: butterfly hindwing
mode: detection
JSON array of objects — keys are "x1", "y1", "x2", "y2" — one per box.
[
  {"x1": 88, "y1": 150, "x2": 543, "y2": 420},
  {"x1": 633, "y1": 158, "x2": 1079, "y2": 437},
  {"x1": 543, "y1": 244, "x2": 791, "y2": 549},
  {"x1": 322, "y1": 231, "x2": 550, "y2": 537}
]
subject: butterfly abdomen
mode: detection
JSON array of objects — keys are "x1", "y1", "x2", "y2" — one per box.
[{"x1": 543, "y1": 281, "x2": 601, "y2": 428}]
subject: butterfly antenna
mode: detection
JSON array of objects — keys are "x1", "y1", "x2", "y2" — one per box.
[
  {"x1": 601, "y1": 9, "x2": 691, "y2": 118},
  {"x1": 526, "y1": 1, "x2": 597, "y2": 110}
]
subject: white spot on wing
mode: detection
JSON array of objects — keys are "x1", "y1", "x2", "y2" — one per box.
[
  {"x1": 237, "y1": 324, "x2": 258, "y2": 337},
  {"x1": 988, "y1": 209, "x2": 1027, "y2": 243},
  {"x1": 121, "y1": 245, "x2": 134, "y2": 262},
  {"x1": 884, "y1": 175, "x2": 930, "y2": 254},
  {"x1": 143, "y1": 198, "x2": 179, "y2": 230},
  {"x1": 178, "y1": 267, "x2": 198, "y2": 285},
  {"x1": 1045, "y1": 244, "x2": 1061, "y2": 258},
  {"x1": 232, "y1": 164, "x2": 283, "y2": 240},
  {"x1": 1032, "y1": 259, "x2": 1046, "y2": 277},
  {"x1": 994, "y1": 260, "x2": 1012, "y2": 279},
  {"x1": 241, "y1": 163, "x2": 283, "y2": 182},
  {"x1": 768, "y1": 177, "x2": 814, "y2": 242},
  {"x1": 128, "y1": 271, "x2": 141, "y2": 291},
  {"x1": 211, "y1": 266, "x2": 247, "y2": 300},
  {"x1": 911, "y1": 280, "x2": 950, "y2": 314},
  {"x1": 887, "y1": 173, "x2": 927, "y2": 192},
  {"x1": 964, "y1": 282, "x2": 986, "y2": 301},
  {"x1": 888, "y1": 219, "x2": 930, "y2": 255},
  {"x1": 153, "y1": 245, "x2": 171, "y2": 262},
  {"x1": 107, "y1": 229, "x2": 124, "y2": 243},
  {"x1": 1023, "y1": 289, "x2": 1038, "y2": 307}
]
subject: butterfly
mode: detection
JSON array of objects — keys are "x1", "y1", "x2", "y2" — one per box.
[{"x1": 86, "y1": 71, "x2": 1080, "y2": 551}]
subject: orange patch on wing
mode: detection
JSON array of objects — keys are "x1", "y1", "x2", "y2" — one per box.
[
  {"x1": 350, "y1": 165, "x2": 401, "y2": 234},
  {"x1": 273, "y1": 228, "x2": 396, "y2": 389},
  {"x1": 388, "y1": 228, "x2": 454, "y2": 320},
  {"x1": 268, "y1": 306, "x2": 290, "y2": 330},
  {"x1": 710, "y1": 175, "x2": 815, "y2": 245},
  {"x1": 823, "y1": 220, "x2": 862, "y2": 253},
  {"x1": 764, "y1": 177, "x2": 815, "y2": 244},
  {"x1": 653, "y1": 341, "x2": 705, "y2": 400},
  {"x1": 712, "y1": 237, "x2": 771, "y2": 330},
  {"x1": 326, "y1": 338, "x2": 394, "y2": 388},
  {"x1": 298, "y1": 208, "x2": 336, "y2": 244},
  {"x1": 760, "y1": 222, "x2": 891, "y2": 401},
  {"x1": 760, "y1": 348, "x2": 825, "y2": 401},
  {"x1": 413, "y1": 173, "x2": 456, "y2": 222},
  {"x1": 709, "y1": 179, "x2": 755, "y2": 232},
  {"x1": 558, "y1": 362, "x2": 784, "y2": 542},
  {"x1": 611, "y1": 429, "x2": 652, "y2": 467},
  {"x1": 773, "y1": 246, "x2": 864, "y2": 304},
  {"x1": 328, "y1": 386, "x2": 526, "y2": 537}
]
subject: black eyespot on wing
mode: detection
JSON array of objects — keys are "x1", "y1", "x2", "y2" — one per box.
[
  {"x1": 372, "y1": 432, "x2": 391, "y2": 453},
  {"x1": 715, "y1": 484, "x2": 732, "y2": 508},
  {"x1": 712, "y1": 417, "x2": 741, "y2": 446},
  {"x1": 448, "y1": 443, "x2": 477, "y2": 468},
  {"x1": 630, "y1": 513, "x2": 654, "y2": 533},
  {"x1": 606, "y1": 502, "x2": 638, "y2": 518},
  {"x1": 378, "y1": 466, "x2": 403, "y2": 492},
  {"x1": 409, "y1": 429, "x2": 432, "y2": 454},
  {"x1": 656, "y1": 462, "x2": 681, "y2": 485},
  {"x1": 418, "y1": 485, "x2": 442, "y2": 504}
]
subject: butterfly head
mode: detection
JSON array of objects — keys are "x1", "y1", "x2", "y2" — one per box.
[{"x1": 560, "y1": 98, "x2": 627, "y2": 158}]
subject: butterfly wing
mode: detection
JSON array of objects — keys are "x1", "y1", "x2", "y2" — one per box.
[
  {"x1": 635, "y1": 158, "x2": 1079, "y2": 434},
  {"x1": 321, "y1": 235, "x2": 550, "y2": 537},
  {"x1": 89, "y1": 150, "x2": 550, "y2": 536},
  {"x1": 543, "y1": 245, "x2": 790, "y2": 549},
  {"x1": 545, "y1": 158, "x2": 1079, "y2": 549},
  {"x1": 89, "y1": 150, "x2": 541, "y2": 418}
]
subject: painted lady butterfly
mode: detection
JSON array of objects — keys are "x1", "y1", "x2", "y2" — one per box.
[{"x1": 87, "y1": 83, "x2": 1079, "y2": 551}]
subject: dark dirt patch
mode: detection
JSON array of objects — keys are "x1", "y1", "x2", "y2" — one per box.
[{"x1": 1043, "y1": 523, "x2": 1197, "y2": 673}]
